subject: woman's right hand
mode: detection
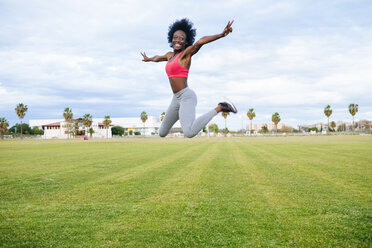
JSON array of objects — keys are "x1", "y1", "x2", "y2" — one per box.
[
  {"x1": 141, "y1": 52, "x2": 150, "y2": 62},
  {"x1": 141, "y1": 52, "x2": 169, "y2": 62}
]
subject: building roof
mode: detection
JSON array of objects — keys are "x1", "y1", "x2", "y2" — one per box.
[
  {"x1": 98, "y1": 122, "x2": 114, "y2": 127},
  {"x1": 42, "y1": 122, "x2": 61, "y2": 127}
]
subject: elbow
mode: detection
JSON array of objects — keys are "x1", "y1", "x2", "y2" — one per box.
[{"x1": 194, "y1": 40, "x2": 204, "y2": 47}]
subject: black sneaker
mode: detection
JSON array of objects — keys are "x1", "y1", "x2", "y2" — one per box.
[{"x1": 219, "y1": 100, "x2": 238, "y2": 113}]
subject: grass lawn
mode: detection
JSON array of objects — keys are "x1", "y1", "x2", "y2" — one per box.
[{"x1": 0, "y1": 136, "x2": 371, "y2": 247}]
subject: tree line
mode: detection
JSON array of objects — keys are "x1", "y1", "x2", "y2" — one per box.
[
  {"x1": 0, "y1": 102, "x2": 362, "y2": 139},
  {"x1": 209, "y1": 103, "x2": 360, "y2": 134},
  {"x1": 323, "y1": 104, "x2": 359, "y2": 132},
  {"x1": 1, "y1": 103, "x2": 33, "y2": 139}
]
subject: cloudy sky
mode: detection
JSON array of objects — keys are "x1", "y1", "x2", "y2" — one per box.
[{"x1": 1, "y1": 0, "x2": 371, "y2": 130}]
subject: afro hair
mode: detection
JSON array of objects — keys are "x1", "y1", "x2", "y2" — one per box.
[{"x1": 167, "y1": 18, "x2": 196, "y2": 49}]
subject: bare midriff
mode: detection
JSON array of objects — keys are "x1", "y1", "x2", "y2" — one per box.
[{"x1": 169, "y1": 77, "x2": 188, "y2": 93}]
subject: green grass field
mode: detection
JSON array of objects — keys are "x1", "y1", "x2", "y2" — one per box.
[{"x1": 1, "y1": 136, "x2": 371, "y2": 247}]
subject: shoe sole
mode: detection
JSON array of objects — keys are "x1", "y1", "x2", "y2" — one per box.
[{"x1": 223, "y1": 97, "x2": 238, "y2": 113}]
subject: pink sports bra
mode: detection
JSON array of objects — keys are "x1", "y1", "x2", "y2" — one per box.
[{"x1": 165, "y1": 51, "x2": 189, "y2": 78}]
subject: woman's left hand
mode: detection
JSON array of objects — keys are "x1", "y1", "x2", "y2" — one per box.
[{"x1": 221, "y1": 20, "x2": 234, "y2": 37}]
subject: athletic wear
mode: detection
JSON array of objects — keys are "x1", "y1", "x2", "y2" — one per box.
[
  {"x1": 165, "y1": 52, "x2": 189, "y2": 78},
  {"x1": 159, "y1": 87, "x2": 217, "y2": 138},
  {"x1": 219, "y1": 101, "x2": 238, "y2": 113}
]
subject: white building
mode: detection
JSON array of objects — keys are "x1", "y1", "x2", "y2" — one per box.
[
  {"x1": 246, "y1": 123, "x2": 289, "y2": 132},
  {"x1": 111, "y1": 116, "x2": 160, "y2": 136},
  {"x1": 30, "y1": 118, "x2": 113, "y2": 139}
]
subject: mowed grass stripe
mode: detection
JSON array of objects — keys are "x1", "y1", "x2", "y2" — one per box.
[
  {"x1": 3, "y1": 141, "x2": 207, "y2": 204},
  {"x1": 230, "y1": 141, "x2": 305, "y2": 247},
  {"x1": 107, "y1": 140, "x2": 261, "y2": 247},
  {"x1": 143, "y1": 142, "x2": 219, "y2": 202},
  {"x1": 0, "y1": 141, "x2": 200, "y2": 202},
  {"x1": 0, "y1": 140, "x2": 181, "y2": 176},
  {"x1": 152, "y1": 139, "x2": 266, "y2": 247},
  {"x1": 236, "y1": 142, "x2": 371, "y2": 247},
  {"x1": 0, "y1": 141, "x2": 163, "y2": 187},
  {"x1": 260, "y1": 142, "x2": 372, "y2": 190},
  {"x1": 176, "y1": 139, "x2": 302, "y2": 247},
  {"x1": 52, "y1": 141, "x2": 209, "y2": 204},
  {"x1": 1, "y1": 141, "x2": 212, "y2": 247},
  {"x1": 251, "y1": 142, "x2": 371, "y2": 205},
  {"x1": 232, "y1": 142, "x2": 299, "y2": 208},
  {"x1": 234, "y1": 142, "x2": 339, "y2": 246},
  {"x1": 94, "y1": 142, "x2": 219, "y2": 247}
]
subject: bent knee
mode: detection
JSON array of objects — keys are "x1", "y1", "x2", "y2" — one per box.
[
  {"x1": 183, "y1": 130, "x2": 196, "y2": 138},
  {"x1": 159, "y1": 130, "x2": 168, "y2": 137}
]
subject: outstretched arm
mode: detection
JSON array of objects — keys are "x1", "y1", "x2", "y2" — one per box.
[
  {"x1": 141, "y1": 52, "x2": 170, "y2": 62},
  {"x1": 185, "y1": 20, "x2": 234, "y2": 56}
]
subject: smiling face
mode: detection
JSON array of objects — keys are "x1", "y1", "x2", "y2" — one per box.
[{"x1": 172, "y1": 30, "x2": 187, "y2": 51}]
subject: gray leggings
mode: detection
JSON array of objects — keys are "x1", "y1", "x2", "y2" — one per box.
[{"x1": 159, "y1": 87, "x2": 217, "y2": 138}]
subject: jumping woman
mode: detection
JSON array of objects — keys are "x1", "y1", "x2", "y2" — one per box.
[{"x1": 141, "y1": 18, "x2": 237, "y2": 138}]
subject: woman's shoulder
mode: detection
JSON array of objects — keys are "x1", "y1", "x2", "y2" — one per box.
[
  {"x1": 180, "y1": 46, "x2": 194, "y2": 58},
  {"x1": 165, "y1": 51, "x2": 174, "y2": 60}
]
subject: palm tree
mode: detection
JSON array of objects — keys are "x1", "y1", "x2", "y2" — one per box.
[
  {"x1": 103, "y1": 115, "x2": 112, "y2": 138},
  {"x1": 348, "y1": 103, "x2": 358, "y2": 132},
  {"x1": 272, "y1": 112, "x2": 281, "y2": 134},
  {"x1": 324, "y1": 105, "x2": 332, "y2": 132},
  {"x1": 208, "y1": 123, "x2": 219, "y2": 134},
  {"x1": 15, "y1": 103, "x2": 28, "y2": 138},
  {"x1": 247, "y1": 108, "x2": 256, "y2": 135},
  {"x1": 63, "y1": 108, "x2": 73, "y2": 139},
  {"x1": 88, "y1": 127, "x2": 95, "y2": 138},
  {"x1": 72, "y1": 120, "x2": 79, "y2": 137},
  {"x1": 222, "y1": 112, "x2": 230, "y2": 135},
  {"x1": 0, "y1": 117, "x2": 9, "y2": 139},
  {"x1": 140, "y1": 111, "x2": 148, "y2": 136},
  {"x1": 330, "y1": 121, "x2": 336, "y2": 131},
  {"x1": 82, "y1": 114, "x2": 93, "y2": 138}
]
